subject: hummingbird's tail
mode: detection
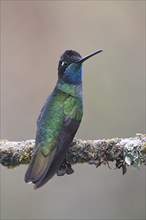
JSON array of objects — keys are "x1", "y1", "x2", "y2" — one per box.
[{"x1": 25, "y1": 148, "x2": 57, "y2": 187}]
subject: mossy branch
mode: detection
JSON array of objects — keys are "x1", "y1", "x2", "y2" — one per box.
[{"x1": 0, "y1": 134, "x2": 146, "y2": 175}]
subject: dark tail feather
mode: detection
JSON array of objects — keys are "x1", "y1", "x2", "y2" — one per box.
[
  {"x1": 33, "y1": 151, "x2": 65, "y2": 189},
  {"x1": 25, "y1": 148, "x2": 56, "y2": 185},
  {"x1": 33, "y1": 144, "x2": 71, "y2": 189}
]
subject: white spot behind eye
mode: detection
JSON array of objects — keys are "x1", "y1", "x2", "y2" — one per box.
[{"x1": 61, "y1": 61, "x2": 68, "y2": 66}]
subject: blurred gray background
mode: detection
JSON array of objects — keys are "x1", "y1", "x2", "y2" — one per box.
[{"x1": 1, "y1": 1, "x2": 145, "y2": 220}]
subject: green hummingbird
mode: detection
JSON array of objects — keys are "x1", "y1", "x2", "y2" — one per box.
[{"x1": 25, "y1": 49, "x2": 102, "y2": 189}]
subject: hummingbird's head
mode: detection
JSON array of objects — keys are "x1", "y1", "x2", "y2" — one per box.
[
  {"x1": 58, "y1": 49, "x2": 103, "y2": 85},
  {"x1": 58, "y1": 50, "x2": 82, "y2": 85}
]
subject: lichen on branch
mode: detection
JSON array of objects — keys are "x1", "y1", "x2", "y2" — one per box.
[{"x1": 0, "y1": 134, "x2": 146, "y2": 175}]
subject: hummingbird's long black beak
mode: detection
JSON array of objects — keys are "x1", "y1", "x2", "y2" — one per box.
[{"x1": 77, "y1": 49, "x2": 103, "y2": 63}]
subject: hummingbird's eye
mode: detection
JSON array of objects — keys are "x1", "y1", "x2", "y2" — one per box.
[
  {"x1": 61, "y1": 60, "x2": 68, "y2": 67},
  {"x1": 58, "y1": 60, "x2": 69, "y2": 73}
]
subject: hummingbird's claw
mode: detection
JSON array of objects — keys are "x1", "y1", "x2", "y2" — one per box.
[{"x1": 57, "y1": 161, "x2": 74, "y2": 176}]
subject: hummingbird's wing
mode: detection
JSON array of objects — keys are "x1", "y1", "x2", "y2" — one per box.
[{"x1": 25, "y1": 93, "x2": 83, "y2": 189}]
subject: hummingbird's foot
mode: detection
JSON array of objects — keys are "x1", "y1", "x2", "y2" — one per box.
[
  {"x1": 66, "y1": 163, "x2": 74, "y2": 175},
  {"x1": 57, "y1": 161, "x2": 74, "y2": 176}
]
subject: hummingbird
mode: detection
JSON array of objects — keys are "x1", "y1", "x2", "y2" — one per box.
[{"x1": 25, "y1": 49, "x2": 102, "y2": 189}]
